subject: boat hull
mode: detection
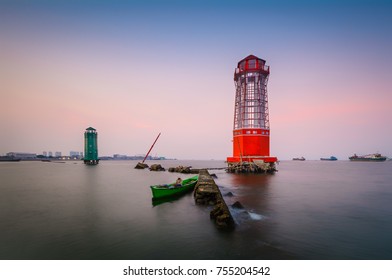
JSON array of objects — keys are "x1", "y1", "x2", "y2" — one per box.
[
  {"x1": 320, "y1": 156, "x2": 337, "y2": 161},
  {"x1": 349, "y1": 153, "x2": 387, "y2": 162},
  {"x1": 349, "y1": 157, "x2": 386, "y2": 162},
  {"x1": 150, "y1": 175, "x2": 198, "y2": 199}
]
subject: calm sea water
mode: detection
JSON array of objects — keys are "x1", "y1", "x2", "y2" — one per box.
[{"x1": 1, "y1": 160, "x2": 391, "y2": 260}]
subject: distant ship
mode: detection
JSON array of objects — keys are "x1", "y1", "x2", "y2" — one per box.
[
  {"x1": 320, "y1": 156, "x2": 338, "y2": 161},
  {"x1": 349, "y1": 153, "x2": 387, "y2": 162},
  {"x1": 293, "y1": 157, "x2": 305, "y2": 161},
  {"x1": 0, "y1": 156, "x2": 21, "y2": 162}
]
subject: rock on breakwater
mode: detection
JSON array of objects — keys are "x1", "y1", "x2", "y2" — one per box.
[
  {"x1": 149, "y1": 164, "x2": 165, "y2": 171},
  {"x1": 168, "y1": 165, "x2": 199, "y2": 174},
  {"x1": 227, "y1": 161, "x2": 276, "y2": 174}
]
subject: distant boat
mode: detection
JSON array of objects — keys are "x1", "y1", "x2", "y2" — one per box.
[
  {"x1": 320, "y1": 156, "x2": 338, "y2": 161},
  {"x1": 0, "y1": 156, "x2": 21, "y2": 162},
  {"x1": 292, "y1": 157, "x2": 305, "y2": 161},
  {"x1": 349, "y1": 153, "x2": 387, "y2": 162}
]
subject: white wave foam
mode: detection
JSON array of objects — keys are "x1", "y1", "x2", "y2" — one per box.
[{"x1": 248, "y1": 212, "x2": 264, "y2": 220}]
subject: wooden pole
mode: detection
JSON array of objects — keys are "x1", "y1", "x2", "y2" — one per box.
[{"x1": 142, "y1": 133, "x2": 161, "y2": 163}]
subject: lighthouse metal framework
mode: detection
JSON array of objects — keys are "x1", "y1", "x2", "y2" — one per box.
[{"x1": 227, "y1": 55, "x2": 277, "y2": 163}]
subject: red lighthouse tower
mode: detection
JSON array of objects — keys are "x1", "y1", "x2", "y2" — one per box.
[{"x1": 227, "y1": 55, "x2": 277, "y2": 164}]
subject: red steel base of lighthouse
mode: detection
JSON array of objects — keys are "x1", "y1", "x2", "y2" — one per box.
[
  {"x1": 226, "y1": 128, "x2": 277, "y2": 163},
  {"x1": 227, "y1": 157, "x2": 277, "y2": 163}
]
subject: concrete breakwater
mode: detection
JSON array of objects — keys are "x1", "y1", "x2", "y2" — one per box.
[{"x1": 194, "y1": 169, "x2": 234, "y2": 229}]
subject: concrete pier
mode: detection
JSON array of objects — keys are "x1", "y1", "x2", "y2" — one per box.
[{"x1": 194, "y1": 169, "x2": 234, "y2": 229}]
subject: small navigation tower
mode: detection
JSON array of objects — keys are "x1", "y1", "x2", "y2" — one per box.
[{"x1": 84, "y1": 127, "x2": 99, "y2": 165}]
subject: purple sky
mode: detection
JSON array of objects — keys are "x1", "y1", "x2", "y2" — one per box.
[{"x1": 1, "y1": 0, "x2": 391, "y2": 160}]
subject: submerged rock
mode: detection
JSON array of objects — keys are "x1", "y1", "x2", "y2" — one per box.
[
  {"x1": 168, "y1": 165, "x2": 192, "y2": 173},
  {"x1": 135, "y1": 162, "x2": 149, "y2": 169},
  {"x1": 225, "y1": 191, "x2": 234, "y2": 197},
  {"x1": 149, "y1": 164, "x2": 165, "y2": 171},
  {"x1": 237, "y1": 210, "x2": 251, "y2": 220},
  {"x1": 231, "y1": 201, "x2": 244, "y2": 209}
]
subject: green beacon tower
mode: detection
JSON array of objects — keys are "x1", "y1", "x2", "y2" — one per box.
[{"x1": 84, "y1": 127, "x2": 99, "y2": 165}]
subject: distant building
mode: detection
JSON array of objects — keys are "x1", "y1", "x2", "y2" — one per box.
[
  {"x1": 55, "y1": 152, "x2": 61, "y2": 157},
  {"x1": 69, "y1": 151, "x2": 82, "y2": 159},
  {"x1": 7, "y1": 152, "x2": 36, "y2": 159},
  {"x1": 151, "y1": 156, "x2": 166, "y2": 160},
  {"x1": 48, "y1": 151, "x2": 53, "y2": 157},
  {"x1": 43, "y1": 151, "x2": 47, "y2": 157},
  {"x1": 113, "y1": 154, "x2": 127, "y2": 159},
  {"x1": 70, "y1": 151, "x2": 81, "y2": 157}
]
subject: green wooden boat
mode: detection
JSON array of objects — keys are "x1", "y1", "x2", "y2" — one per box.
[{"x1": 150, "y1": 175, "x2": 198, "y2": 199}]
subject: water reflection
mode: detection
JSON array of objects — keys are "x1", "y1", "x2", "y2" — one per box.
[
  {"x1": 216, "y1": 172, "x2": 295, "y2": 259},
  {"x1": 151, "y1": 196, "x2": 182, "y2": 207},
  {"x1": 219, "y1": 173, "x2": 273, "y2": 214},
  {"x1": 2, "y1": 160, "x2": 391, "y2": 259}
]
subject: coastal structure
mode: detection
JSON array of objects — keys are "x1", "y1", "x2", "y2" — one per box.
[
  {"x1": 6, "y1": 152, "x2": 36, "y2": 159},
  {"x1": 0, "y1": 155, "x2": 21, "y2": 162},
  {"x1": 227, "y1": 55, "x2": 277, "y2": 172},
  {"x1": 70, "y1": 151, "x2": 83, "y2": 159},
  {"x1": 194, "y1": 169, "x2": 234, "y2": 229},
  {"x1": 83, "y1": 127, "x2": 99, "y2": 165}
]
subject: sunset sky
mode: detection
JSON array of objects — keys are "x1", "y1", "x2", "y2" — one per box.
[{"x1": 1, "y1": 0, "x2": 391, "y2": 160}]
